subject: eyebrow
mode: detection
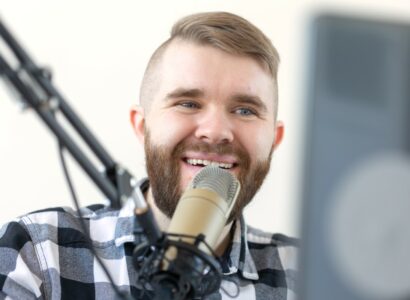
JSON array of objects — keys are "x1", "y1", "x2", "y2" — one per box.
[{"x1": 165, "y1": 88, "x2": 204, "y2": 100}]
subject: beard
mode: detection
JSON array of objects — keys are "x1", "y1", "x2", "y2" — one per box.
[{"x1": 144, "y1": 129, "x2": 273, "y2": 223}]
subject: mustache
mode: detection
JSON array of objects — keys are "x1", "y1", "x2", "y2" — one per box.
[{"x1": 172, "y1": 141, "x2": 248, "y2": 159}]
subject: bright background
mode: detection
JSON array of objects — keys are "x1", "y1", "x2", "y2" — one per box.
[{"x1": 1, "y1": 0, "x2": 410, "y2": 236}]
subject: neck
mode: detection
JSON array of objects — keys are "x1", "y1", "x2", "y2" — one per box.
[
  {"x1": 146, "y1": 188, "x2": 171, "y2": 230},
  {"x1": 146, "y1": 187, "x2": 234, "y2": 256}
]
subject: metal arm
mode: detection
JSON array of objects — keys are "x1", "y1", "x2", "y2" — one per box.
[
  {"x1": 0, "y1": 18, "x2": 127, "y2": 209},
  {"x1": 0, "y1": 16, "x2": 161, "y2": 242}
]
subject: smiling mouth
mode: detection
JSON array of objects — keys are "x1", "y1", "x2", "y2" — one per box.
[{"x1": 184, "y1": 158, "x2": 235, "y2": 169}]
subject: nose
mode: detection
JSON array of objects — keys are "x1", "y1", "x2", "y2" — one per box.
[{"x1": 194, "y1": 109, "x2": 234, "y2": 144}]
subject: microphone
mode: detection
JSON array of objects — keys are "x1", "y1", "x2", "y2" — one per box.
[
  {"x1": 167, "y1": 165, "x2": 241, "y2": 254},
  {"x1": 160, "y1": 165, "x2": 241, "y2": 298},
  {"x1": 133, "y1": 165, "x2": 240, "y2": 300}
]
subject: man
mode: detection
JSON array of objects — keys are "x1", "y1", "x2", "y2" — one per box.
[{"x1": 0, "y1": 12, "x2": 298, "y2": 299}]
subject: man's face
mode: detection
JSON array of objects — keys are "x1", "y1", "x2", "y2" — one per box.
[{"x1": 133, "y1": 40, "x2": 283, "y2": 221}]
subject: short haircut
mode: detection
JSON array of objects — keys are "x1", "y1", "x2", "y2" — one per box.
[{"x1": 140, "y1": 11, "x2": 280, "y2": 114}]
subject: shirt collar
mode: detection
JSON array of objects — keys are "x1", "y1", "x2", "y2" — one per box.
[
  {"x1": 113, "y1": 177, "x2": 260, "y2": 280},
  {"x1": 113, "y1": 177, "x2": 149, "y2": 247},
  {"x1": 222, "y1": 216, "x2": 259, "y2": 280}
]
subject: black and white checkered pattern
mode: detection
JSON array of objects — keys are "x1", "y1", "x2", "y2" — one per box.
[{"x1": 0, "y1": 179, "x2": 298, "y2": 299}]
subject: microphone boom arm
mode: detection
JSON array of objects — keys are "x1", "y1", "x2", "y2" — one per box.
[{"x1": 0, "y1": 18, "x2": 138, "y2": 210}]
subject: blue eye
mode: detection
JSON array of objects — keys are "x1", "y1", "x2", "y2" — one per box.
[
  {"x1": 179, "y1": 101, "x2": 199, "y2": 109},
  {"x1": 235, "y1": 107, "x2": 256, "y2": 116}
]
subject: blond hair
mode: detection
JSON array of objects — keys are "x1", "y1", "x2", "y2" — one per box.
[{"x1": 140, "y1": 12, "x2": 280, "y2": 112}]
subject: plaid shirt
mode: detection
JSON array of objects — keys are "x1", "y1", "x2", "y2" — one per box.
[{"x1": 0, "y1": 179, "x2": 298, "y2": 300}]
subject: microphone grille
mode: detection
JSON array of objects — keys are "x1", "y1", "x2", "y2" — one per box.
[{"x1": 190, "y1": 166, "x2": 240, "y2": 205}]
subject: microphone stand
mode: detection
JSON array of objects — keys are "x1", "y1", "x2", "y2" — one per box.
[
  {"x1": 0, "y1": 18, "x2": 161, "y2": 239},
  {"x1": 0, "y1": 18, "x2": 222, "y2": 300},
  {"x1": 1, "y1": 19, "x2": 126, "y2": 210}
]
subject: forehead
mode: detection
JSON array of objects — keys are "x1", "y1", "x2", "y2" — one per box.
[{"x1": 151, "y1": 40, "x2": 276, "y2": 111}]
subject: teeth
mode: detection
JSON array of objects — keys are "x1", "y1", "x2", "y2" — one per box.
[{"x1": 186, "y1": 159, "x2": 233, "y2": 169}]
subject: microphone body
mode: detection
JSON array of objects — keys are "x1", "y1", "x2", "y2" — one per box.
[
  {"x1": 167, "y1": 187, "x2": 231, "y2": 254},
  {"x1": 168, "y1": 165, "x2": 240, "y2": 252}
]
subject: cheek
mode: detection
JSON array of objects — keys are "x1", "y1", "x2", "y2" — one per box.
[
  {"x1": 147, "y1": 113, "x2": 194, "y2": 148},
  {"x1": 239, "y1": 125, "x2": 275, "y2": 161}
]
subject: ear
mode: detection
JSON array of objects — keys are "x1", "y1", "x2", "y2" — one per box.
[
  {"x1": 273, "y1": 120, "x2": 284, "y2": 150},
  {"x1": 130, "y1": 105, "x2": 145, "y2": 144}
]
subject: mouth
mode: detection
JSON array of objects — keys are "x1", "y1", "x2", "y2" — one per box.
[
  {"x1": 179, "y1": 154, "x2": 239, "y2": 188},
  {"x1": 184, "y1": 158, "x2": 235, "y2": 170}
]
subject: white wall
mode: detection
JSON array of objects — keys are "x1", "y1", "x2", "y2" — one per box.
[{"x1": 1, "y1": 0, "x2": 410, "y2": 236}]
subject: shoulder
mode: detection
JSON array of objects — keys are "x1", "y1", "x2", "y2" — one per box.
[
  {"x1": 246, "y1": 225, "x2": 299, "y2": 269},
  {"x1": 0, "y1": 219, "x2": 33, "y2": 250},
  {"x1": 245, "y1": 225, "x2": 299, "y2": 296},
  {"x1": 23, "y1": 203, "x2": 111, "y2": 223},
  {"x1": 1, "y1": 204, "x2": 113, "y2": 245},
  {"x1": 246, "y1": 225, "x2": 299, "y2": 248},
  {"x1": 0, "y1": 204, "x2": 123, "y2": 299}
]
